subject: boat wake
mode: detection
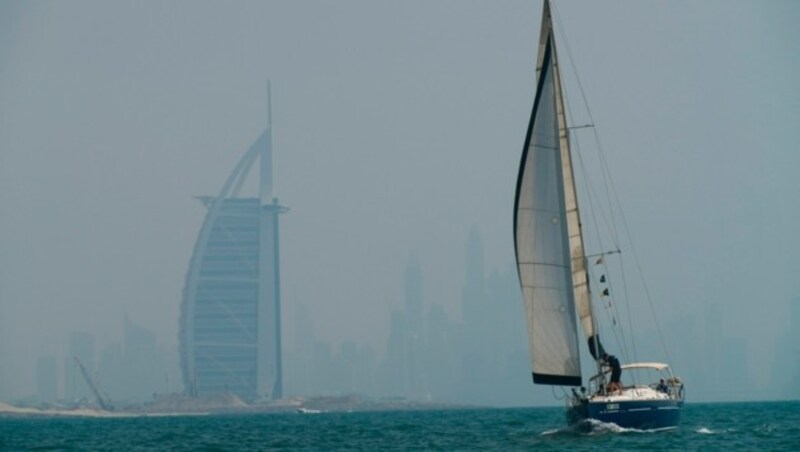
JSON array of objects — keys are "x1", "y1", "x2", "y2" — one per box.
[{"x1": 541, "y1": 419, "x2": 676, "y2": 436}]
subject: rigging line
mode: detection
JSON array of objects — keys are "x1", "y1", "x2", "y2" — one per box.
[
  {"x1": 591, "y1": 254, "x2": 632, "y2": 364},
  {"x1": 596, "y1": 133, "x2": 672, "y2": 365},
  {"x1": 556, "y1": 53, "x2": 631, "y2": 363},
  {"x1": 587, "y1": 113, "x2": 671, "y2": 364},
  {"x1": 616, "y1": 252, "x2": 639, "y2": 364},
  {"x1": 549, "y1": 5, "x2": 621, "y2": 275},
  {"x1": 552, "y1": 0, "x2": 671, "y2": 364},
  {"x1": 570, "y1": 135, "x2": 614, "y2": 269},
  {"x1": 569, "y1": 129, "x2": 619, "y2": 265},
  {"x1": 556, "y1": 68, "x2": 634, "y2": 364},
  {"x1": 549, "y1": 5, "x2": 610, "y2": 276},
  {"x1": 551, "y1": 43, "x2": 619, "y2": 260},
  {"x1": 625, "y1": 225, "x2": 673, "y2": 365},
  {"x1": 567, "y1": 137, "x2": 632, "y2": 362},
  {"x1": 551, "y1": 2, "x2": 622, "y2": 251},
  {"x1": 572, "y1": 134, "x2": 621, "y2": 256},
  {"x1": 588, "y1": 128, "x2": 671, "y2": 364},
  {"x1": 597, "y1": 265, "x2": 632, "y2": 363},
  {"x1": 592, "y1": 132, "x2": 622, "y2": 250},
  {"x1": 557, "y1": 89, "x2": 636, "y2": 365},
  {"x1": 549, "y1": 4, "x2": 595, "y2": 131},
  {"x1": 603, "y1": 268, "x2": 633, "y2": 363},
  {"x1": 603, "y1": 255, "x2": 636, "y2": 365},
  {"x1": 589, "y1": 261, "x2": 631, "y2": 363},
  {"x1": 599, "y1": 271, "x2": 642, "y2": 388},
  {"x1": 580, "y1": 148, "x2": 638, "y2": 364}
]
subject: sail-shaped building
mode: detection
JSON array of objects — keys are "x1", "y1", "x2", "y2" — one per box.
[{"x1": 179, "y1": 106, "x2": 287, "y2": 401}]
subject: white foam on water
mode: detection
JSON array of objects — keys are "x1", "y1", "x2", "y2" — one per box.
[
  {"x1": 582, "y1": 418, "x2": 677, "y2": 435},
  {"x1": 585, "y1": 418, "x2": 633, "y2": 434},
  {"x1": 539, "y1": 419, "x2": 630, "y2": 436},
  {"x1": 696, "y1": 427, "x2": 715, "y2": 434}
]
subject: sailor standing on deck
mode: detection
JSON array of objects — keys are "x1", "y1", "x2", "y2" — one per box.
[{"x1": 604, "y1": 353, "x2": 622, "y2": 393}]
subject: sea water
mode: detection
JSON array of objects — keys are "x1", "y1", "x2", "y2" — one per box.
[{"x1": 1, "y1": 401, "x2": 797, "y2": 450}]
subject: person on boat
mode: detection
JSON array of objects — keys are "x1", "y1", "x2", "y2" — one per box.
[
  {"x1": 603, "y1": 353, "x2": 622, "y2": 393},
  {"x1": 657, "y1": 379, "x2": 670, "y2": 394}
]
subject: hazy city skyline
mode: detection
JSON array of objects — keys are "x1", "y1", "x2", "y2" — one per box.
[{"x1": 1, "y1": 0, "x2": 798, "y2": 404}]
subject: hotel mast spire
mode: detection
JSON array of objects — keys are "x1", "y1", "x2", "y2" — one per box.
[{"x1": 260, "y1": 81, "x2": 274, "y2": 204}]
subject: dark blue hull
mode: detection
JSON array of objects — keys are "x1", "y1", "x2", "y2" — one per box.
[{"x1": 567, "y1": 398, "x2": 683, "y2": 430}]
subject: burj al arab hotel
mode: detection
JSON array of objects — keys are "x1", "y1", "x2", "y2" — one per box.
[{"x1": 179, "y1": 98, "x2": 287, "y2": 401}]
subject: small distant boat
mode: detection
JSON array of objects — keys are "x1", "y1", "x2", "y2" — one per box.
[
  {"x1": 296, "y1": 407, "x2": 322, "y2": 414},
  {"x1": 513, "y1": 0, "x2": 684, "y2": 430}
]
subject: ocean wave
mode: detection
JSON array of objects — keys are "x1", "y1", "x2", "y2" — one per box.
[
  {"x1": 584, "y1": 418, "x2": 641, "y2": 434},
  {"x1": 539, "y1": 419, "x2": 625, "y2": 436},
  {"x1": 696, "y1": 426, "x2": 740, "y2": 435},
  {"x1": 542, "y1": 418, "x2": 676, "y2": 436}
]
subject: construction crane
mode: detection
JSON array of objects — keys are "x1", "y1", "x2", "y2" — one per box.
[{"x1": 73, "y1": 356, "x2": 113, "y2": 411}]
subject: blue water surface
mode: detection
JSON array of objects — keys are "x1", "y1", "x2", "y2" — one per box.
[{"x1": 1, "y1": 401, "x2": 798, "y2": 450}]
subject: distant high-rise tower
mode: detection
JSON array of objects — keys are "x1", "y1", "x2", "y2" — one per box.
[{"x1": 179, "y1": 90, "x2": 287, "y2": 400}]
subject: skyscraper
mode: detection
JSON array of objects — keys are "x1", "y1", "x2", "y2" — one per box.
[{"x1": 179, "y1": 98, "x2": 287, "y2": 400}]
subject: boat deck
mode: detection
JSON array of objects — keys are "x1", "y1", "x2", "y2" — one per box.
[{"x1": 588, "y1": 385, "x2": 673, "y2": 403}]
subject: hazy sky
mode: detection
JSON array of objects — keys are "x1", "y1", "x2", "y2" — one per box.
[{"x1": 1, "y1": 0, "x2": 798, "y2": 398}]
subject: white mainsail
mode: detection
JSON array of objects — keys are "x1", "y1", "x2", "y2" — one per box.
[{"x1": 514, "y1": 0, "x2": 593, "y2": 386}]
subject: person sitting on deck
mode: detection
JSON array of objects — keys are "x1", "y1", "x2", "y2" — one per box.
[
  {"x1": 604, "y1": 353, "x2": 622, "y2": 393},
  {"x1": 657, "y1": 379, "x2": 670, "y2": 394}
]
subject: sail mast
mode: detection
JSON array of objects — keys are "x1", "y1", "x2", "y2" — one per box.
[{"x1": 546, "y1": 2, "x2": 598, "y2": 360}]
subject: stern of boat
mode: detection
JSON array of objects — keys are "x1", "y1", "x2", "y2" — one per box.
[{"x1": 567, "y1": 363, "x2": 685, "y2": 429}]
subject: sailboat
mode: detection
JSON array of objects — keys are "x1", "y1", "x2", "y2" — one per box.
[{"x1": 514, "y1": 0, "x2": 684, "y2": 429}]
